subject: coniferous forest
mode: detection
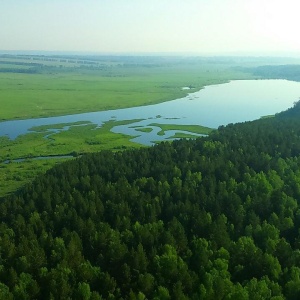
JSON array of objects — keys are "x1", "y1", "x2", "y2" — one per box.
[{"x1": 2, "y1": 103, "x2": 300, "y2": 299}]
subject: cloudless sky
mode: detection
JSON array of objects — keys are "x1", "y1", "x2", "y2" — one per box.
[{"x1": 1, "y1": 0, "x2": 300, "y2": 55}]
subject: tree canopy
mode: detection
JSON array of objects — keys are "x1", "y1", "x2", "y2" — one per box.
[{"x1": 2, "y1": 102, "x2": 300, "y2": 298}]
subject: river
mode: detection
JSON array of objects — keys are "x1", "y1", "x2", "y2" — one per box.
[{"x1": 1, "y1": 79, "x2": 300, "y2": 146}]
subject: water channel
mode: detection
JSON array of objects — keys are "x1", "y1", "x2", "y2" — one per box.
[{"x1": 1, "y1": 79, "x2": 300, "y2": 146}]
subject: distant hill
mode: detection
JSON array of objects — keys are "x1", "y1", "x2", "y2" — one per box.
[{"x1": 2, "y1": 104, "x2": 300, "y2": 298}]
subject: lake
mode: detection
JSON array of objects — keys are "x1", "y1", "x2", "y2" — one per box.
[{"x1": 1, "y1": 79, "x2": 300, "y2": 146}]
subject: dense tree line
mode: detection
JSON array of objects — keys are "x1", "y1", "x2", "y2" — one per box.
[
  {"x1": 251, "y1": 65, "x2": 300, "y2": 81},
  {"x1": 2, "y1": 103, "x2": 300, "y2": 298}
]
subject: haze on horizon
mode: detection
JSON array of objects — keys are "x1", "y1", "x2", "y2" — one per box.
[{"x1": 1, "y1": 0, "x2": 300, "y2": 56}]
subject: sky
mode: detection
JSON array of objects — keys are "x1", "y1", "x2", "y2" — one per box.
[{"x1": 1, "y1": 0, "x2": 300, "y2": 55}]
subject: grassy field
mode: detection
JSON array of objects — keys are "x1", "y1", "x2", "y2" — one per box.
[
  {"x1": 1, "y1": 54, "x2": 290, "y2": 197},
  {"x1": 0, "y1": 56, "x2": 258, "y2": 121}
]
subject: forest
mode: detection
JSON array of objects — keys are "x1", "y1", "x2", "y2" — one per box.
[{"x1": 2, "y1": 102, "x2": 300, "y2": 299}]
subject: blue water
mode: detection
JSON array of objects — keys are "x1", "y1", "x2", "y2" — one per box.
[{"x1": 1, "y1": 80, "x2": 300, "y2": 146}]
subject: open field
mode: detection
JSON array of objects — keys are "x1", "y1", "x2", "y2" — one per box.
[
  {"x1": 0, "y1": 70, "x2": 238, "y2": 121},
  {"x1": 0, "y1": 55, "x2": 260, "y2": 121}
]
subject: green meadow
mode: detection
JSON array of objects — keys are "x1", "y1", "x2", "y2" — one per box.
[
  {"x1": 1, "y1": 54, "x2": 277, "y2": 197},
  {"x1": 0, "y1": 56, "x2": 257, "y2": 121}
]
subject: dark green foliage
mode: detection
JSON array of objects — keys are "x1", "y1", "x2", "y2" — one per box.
[{"x1": 3, "y1": 105, "x2": 300, "y2": 298}]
